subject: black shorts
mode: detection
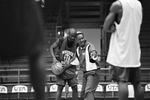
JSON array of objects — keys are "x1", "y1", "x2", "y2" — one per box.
[
  {"x1": 56, "y1": 76, "x2": 78, "y2": 87},
  {"x1": 110, "y1": 66, "x2": 141, "y2": 83}
]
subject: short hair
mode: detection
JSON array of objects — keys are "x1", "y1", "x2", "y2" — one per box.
[
  {"x1": 76, "y1": 31, "x2": 84, "y2": 37},
  {"x1": 68, "y1": 28, "x2": 77, "y2": 35}
]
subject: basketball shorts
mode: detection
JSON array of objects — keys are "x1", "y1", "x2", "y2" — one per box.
[
  {"x1": 56, "y1": 76, "x2": 78, "y2": 87},
  {"x1": 110, "y1": 66, "x2": 141, "y2": 83}
]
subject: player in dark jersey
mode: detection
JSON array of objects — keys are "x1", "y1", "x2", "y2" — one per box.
[
  {"x1": 50, "y1": 28, "x2": 78, "y2": 100},
  {"x1": 0, "y1": 0, "x2": 46, "y2": 100}
]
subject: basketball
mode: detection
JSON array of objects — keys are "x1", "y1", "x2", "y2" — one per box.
[{"x1": 51, "y1": 61, "x2": 63, "y2": 75}]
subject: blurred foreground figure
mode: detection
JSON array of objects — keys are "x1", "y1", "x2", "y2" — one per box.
[{"x1": 0, "y1": 0, "x2": 46, "y2": 100}]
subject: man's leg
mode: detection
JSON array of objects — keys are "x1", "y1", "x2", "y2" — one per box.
[
  {"x1": 55, "y1": 76, "x2": 66, "y2": 100},
  {"x1": 55, "y1": 85, "x2": 64, "y2": 100},
  {"x1": 71, "y1": 85, "x2": 78, "y2": 100},
  {"x1": 130, "y1": 68, "x2": 144, "y2": 100},
  {"x1": 112, "y1": 66, "x2": 129, "y2": 100},
  {"x1": 80, "y1": 76, "x2": 86, "y2": 99},
  {"x1": 84, "y1": 74, "x2": 99, "y2": 100},
  {"x1": 118, "y1": 81, "x2": 128, "y2": 100},
  {"x1": 29, "y1": 51, "x2": 46, "y2": 100},
  {"x1": 68, "y1": 77, "x2": 78, "y2": 100},
  {"x1": 132, "y1": 82, "x2": 144, "y2": 100}
]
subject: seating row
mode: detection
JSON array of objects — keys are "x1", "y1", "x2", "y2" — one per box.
[
  {"x1": 1, "y1": 66, "x2": 150, "y2": 84},
  {"x1": 0, "y1": 83, "x2": 150, "y2": 100}
]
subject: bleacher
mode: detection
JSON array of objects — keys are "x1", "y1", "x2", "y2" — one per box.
[
  {"x1": 0, "y1": 56, "x2": 54, "y2": 100},
  {"x1": 0, "y1": 56, "x2": 150, "y2": 100},
  {"x1": 0, "y1": 0, "x2": 150, "y2": 100}
]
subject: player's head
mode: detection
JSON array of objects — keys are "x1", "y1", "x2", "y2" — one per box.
[
  {"x1": 76, "y1": 31, "x2": 86, "y2": 47},
  {"x1": 67, "y1": 28, "x2": 77, "y2": 41}
]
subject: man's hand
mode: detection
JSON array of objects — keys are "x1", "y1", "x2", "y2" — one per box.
[
  {"x1": 60, "y1": 61, "x2": 71, "y2": 69},
  {"x1": 90, "y1": 50, "x2": 98, "y2": 61},
  {"x1": 110, "y1": 23, "x2": 116, "y2": 33},
  {"x1": 52, "y1": 57, "x2": 58, "y2": 63}
]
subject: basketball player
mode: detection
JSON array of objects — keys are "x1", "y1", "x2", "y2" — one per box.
[
  {"x1": 76, "y1": 32, "x2": 100, "y2": 100},
  {"x1": 50, "y1": 28, "x2": 78, "y2": 100},
  {"x1": 0, "y1": 0, "x2": 46, "y2": 100},
  {"x1": 103, "y1": 0, "x2": 144, "y2": 100}
]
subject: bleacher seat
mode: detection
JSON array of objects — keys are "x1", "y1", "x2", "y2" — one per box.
[
  {"x1": 144, "y1": 83, "x2": 150, "y2": 100},
  {"x1": 68, "y1": 84, "x2": 104, "y2": 100},
  {"x1": 0, "y1": 85, "x2": 8, "y2": 100},
  {"x1": 105, "y1": 83, "x2": 118, "y2": 100},
  {"x1": 77, "y1": 84, "x2": 82, "y2": 98},
  {"x1": 128, "y1": 84, "x2": 134, "y2": 100},
  {"x1": 94, "y1": 84, "x2": 104, "y2": 100},
  {"x1": 28, "y1": 86, "x2": 48, "y2": 100},
  {"x1": 67, "y1": 85, "x2": 73, "y2": 98},
  {"x1": 48, "y1": 84, "x2": 66, "y2": 100},
  {"x1": 10, "y1": 85, "x2": 28, "y2": 100},
  {"x1": 105, "y1": 83, "x2": 140, "y2": 100},
  {"x1": 67, "y1": 84, "x2": 82, "y2": 100}
]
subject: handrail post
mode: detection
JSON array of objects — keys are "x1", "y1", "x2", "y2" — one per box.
[
  {"x1": 56, "y1": 26, "x2": 62, "y2": 39},
  {"x1": 18, "y1": 70, "x2": 20, "y2": 99},
  {"x1": 65, "y1": 0, "x2": 70, "y2": 24},
  {"x1": 99, "y1": 0, "x2": 104, "y2": 22}
]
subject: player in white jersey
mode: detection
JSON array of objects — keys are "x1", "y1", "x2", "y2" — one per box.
[{"x1": 103, "y1": 0, "x2": 144, "y2": 100}]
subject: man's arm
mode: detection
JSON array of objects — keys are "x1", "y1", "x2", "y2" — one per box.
[
  {"x1": 88, "y1": 43, "x2": 98, "y2": 61},
  {"x1": 88, "y1": 43, "x2": 101, "y2": 67},
  {"x1": 50, "y1": 39, "x2": 59, "y2": 62},
  {"x1": 103, "y1": 1, "x2": 122, "y2": 33}
]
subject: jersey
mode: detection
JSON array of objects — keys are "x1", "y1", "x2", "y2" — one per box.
[
  {"x1": 58, "y1": 37, "x2": 77, "y2": 79},
  {"x1": 77, "y1": 42, "x2": 97, "y2": 72},
  {"x1": 106, "y1": 0, "x2": 142, "y2": 67}
]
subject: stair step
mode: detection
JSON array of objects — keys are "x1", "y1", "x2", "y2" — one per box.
[
  {"x1": 45, "y1": 0, "x2": 61, "y2": 4},
  {"x1": 45, "y1": 25, "x2": 56, "y2": 30},
  {"x1": 140, "y1": 36, "x2": 150, "y2": 40},
  {"x1": 141, "y1": 44, "x2": 150, "y2": 48},
  {"x1": 141, "y1": 48, "x2": 150, "y2": 52},
  {"x1": 70, "y1": 15, "x2": 100, "y2": 19},
  {"x1": 44, "y1": 37, "x2": 56, "y2": 45},
  {"x1": 68, "y1": 0, "x2": 102, "y2": 1},
  {"x1": 140, "y1": 40, "x2": 150, "y2": 44},
  {"x1": 67, "y1": 1, "x2": 103, "y2": 28},
  {"x1": 69, "y1": 2, "x2": 100, "y2": 6},
  {"x1": 44, "y1": 37, "x2": 56, "y2": 42},
  {"x1": 70, "y1": 11, "x2": 100, "y2": 16},
  {"x1": 141, "y1": 57, "x2": 150, "y2": 62},
  {"x1": 70, "y1": 18, "x2": 101, "y2": 23},
  {"x1": 44, "y1": 3, "x2": 60, "y2": 9},
  {"x1": 69, "y1": 22, "x2": 101, "y2": 28},
  {"x1": 70, "y1": 6, "x2": 100, "y2": 11},
  {"x1": 44, "y1": 30, "x2": 56, "y2": 37},
  {"x1": 43, "y1": 9, "x2": 59, "y2": 13},
  {"x1": 141, "y1": 63, "x2": 150, "y2": 68},
  {"x1": 44, "y1": 13, "x2": 58, "y2": 18},
  {"x1": 141, "y1": 28, "x2": 150, "y2": 32},
  {"x1": 141, "y1": 51, "x2": 150, "y2": 57},
  {"x1": 46, "y1": 23, "x2": 57, "y2": 26}
]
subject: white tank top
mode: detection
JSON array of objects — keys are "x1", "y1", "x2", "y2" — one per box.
[{"x1": 106, "y1": 0, "x2": 142, "y2": 67}]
